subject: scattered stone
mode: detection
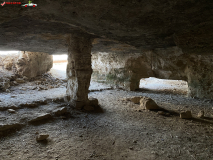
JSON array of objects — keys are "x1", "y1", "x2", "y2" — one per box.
[
  {"x1": 5, "y1": 89, "x2": 10, "y2": 93},
  {"x1": 15, "y1": 78, "x2": 25, "y2": 83},
  {"x1": 20, "y1": 103, "x2": 38, "y2": 108},
  {"x1": 22, "y1": 76, "x2": 28, "y2": 81},
  {"x1": 62, "y1": 79, "x2": 67, "y2": 82},
  {"x1": 52, "y1": 97, "x2": 64, "y2": 103},
  {"x1": 131, "y1": 97, "x2": 142, "y2": 104},
  {"x1": 8, "y1": 109, "x2": 16, "y2": 113},
  {"x1": 198, "y1": 110, "x2": 204, "y2": 118},
  {"x1": 36, "y1": 134, "x2": 49, "y2": 141},
  {"x1": 13, "y1": 81, "x2": 18, "y2": 85},
  {"x1": 29, "y1": 113, "x2": 52, "y2": 123},
  {"x1": 84, "y1": 106, "x2": 95, "y2": 111},
  {"x1": 165, "y1": 112, "x2": 170, "y2": 116},
  {"x1": 157, "y1": 111, "x2": 165, "y2": 115},
  {"x1": 180, "y1": 111, "x2": 192, "y2": 119},
  {"x1": 0, "y1": 123, "x2": 22, "y2": 131},
  {"x1": 140, "y1": 97, "x2": 160, "y2": 110},
  {"x1": 53, "y1": 107, "x2": 67, "y2": 116}
]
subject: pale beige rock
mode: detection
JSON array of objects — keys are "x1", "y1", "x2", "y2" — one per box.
[
  {"x1": 29, "y1": 113, "x2": 52, "y2": 123},
  {"x1": 157, "y1": 111, "x2": 165, "y2": 115},
  {"x1": 16, "y1": 78, "x2": 25, "y2": 83},
  {"x1": 53, "y1": 107, "x2": 67, "y2": 116},
  {"x1": 16, "y1": 51, "x2": 53, "y2": 78},
  {"x1": 0, "y1": 123, "x2": 22, "y2": 131},
  {"x1": 8, "y1": 109, "x2": 16, "y2": 113},
  {"x1": 197, "y1": 110, "x2": 204, "y2": 118},
  {"x1": 36, "y1": 134, "x2": 49, "y2": 141},
  {"x1": 140, "y1": 97, "x2": 160, "y2": 110},
  {"x1": 180, "y1": 111, "x2": 192, "y2": 119},
  {"x1": 131, "y1": 97, "x2": 142, "y2": 104}
]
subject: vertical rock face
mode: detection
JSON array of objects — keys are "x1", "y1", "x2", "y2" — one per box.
[
  {"x1": 16, "y1": 51, "x2": 53, "y2": 78},
  {"x1": 92, "y1": 47, "x2": 213, "y2": 99},
  {"x1": 185, "y1": 55, "x2": 213, "y2": 99},
  {"x1": 66, "y1": 34, "x2": 93, "y2": 108},
  {"x1": 92, "y1": 52, "x2": 153, "y2": 90},
  {"x1": 0, "y1": 53, "x2": 19, "y2": 71}
]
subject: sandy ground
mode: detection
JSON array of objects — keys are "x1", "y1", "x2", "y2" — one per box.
[
  {"x1": 0, "y1": 63, "x2": 213, "y2": 160},
  {"x1": 0, "y1": 89, "x2": 213, "y2": 160}
]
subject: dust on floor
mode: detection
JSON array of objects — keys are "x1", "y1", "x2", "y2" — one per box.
[{"x1": 0, "y1": 86, "x2": 213, "y2": 160}]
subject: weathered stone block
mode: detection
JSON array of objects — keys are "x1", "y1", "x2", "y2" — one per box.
[{"x1": 140, "y1": 97, "x2": 160, "y2": 110}]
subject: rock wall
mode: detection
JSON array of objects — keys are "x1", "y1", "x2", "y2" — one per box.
[
  {"x1": 0, "y1": 51, "x2": 53, "y2": 91},
  {"x1": 92, "y1": 47, "x2": 213, "y2": 99},
  {"x1": 0, "y1": 53, "x2": 19, "y2": 71},
  {"x1": 16, "y1": 51, "x2": 53, "y2": 78},
  {"x1": 92, "y1": 52, "x2": 153, "y2": 90}
]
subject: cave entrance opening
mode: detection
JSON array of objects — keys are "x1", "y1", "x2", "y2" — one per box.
[
  {"x1": 139, "y1": 77, "x2": 188, "y2": 95},
  {"x1": 50, "y1": 54, "x2": 68, "y2": 79}
]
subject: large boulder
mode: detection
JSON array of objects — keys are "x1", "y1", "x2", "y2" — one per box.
[{"x1": 16, "y1": 51, "x2": 53, "y2": 78}]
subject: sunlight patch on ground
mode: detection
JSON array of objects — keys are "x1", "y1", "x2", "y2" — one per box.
[{"x1": 139, "y1": 77, "x2": 188, "y2": 94}]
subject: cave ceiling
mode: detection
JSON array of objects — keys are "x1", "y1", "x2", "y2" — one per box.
[{"x1": 0, "y1": 0, "x2": 212, "y2": 54}]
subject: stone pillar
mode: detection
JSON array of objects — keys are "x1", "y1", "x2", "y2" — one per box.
[
  {"x1": 65, "y1": 34, "x2": 96, "y2": 109},
  {"x1": 185, "y1": 55, "x2": 213, "y2": 99}
]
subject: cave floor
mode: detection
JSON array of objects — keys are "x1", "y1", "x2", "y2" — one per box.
[{"x1": 0, "y1": 85, "x2": 213, "y2": 160}]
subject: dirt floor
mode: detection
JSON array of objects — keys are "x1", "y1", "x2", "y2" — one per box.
[{"x1": 0, "y1": 75, "x2": 213, "y2": 160}]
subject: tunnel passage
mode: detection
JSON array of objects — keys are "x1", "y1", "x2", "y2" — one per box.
[{"x1": 91, "y1": 47, "x2": 213, "y2": 99}]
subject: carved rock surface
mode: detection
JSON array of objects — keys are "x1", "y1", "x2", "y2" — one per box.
[{"x1": 16, "y1": 51, "x2": 53, "y2": 78}]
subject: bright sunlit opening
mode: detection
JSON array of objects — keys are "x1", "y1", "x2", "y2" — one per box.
[{"x1": 0, "y1": 51, "x2": 20, "y2": 55}]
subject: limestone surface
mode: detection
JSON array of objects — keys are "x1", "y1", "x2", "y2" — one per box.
[{"x1": 16, "y1": 51, "x2": 53, "y2": 78}]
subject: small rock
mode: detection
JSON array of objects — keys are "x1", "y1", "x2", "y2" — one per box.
[
  {"x1": 84, "y1": 106, "x2": 95, "y2": 111},
  {"x1": 180, "y1": 111, "x2": 192, "y2": 119},
  {"x1": 8, "y1": 109, "x2": 16, "y2": 113},
  {"x1": 29, "y1": 113, "x2": 52, "y2": 123},
  {"x1": 0, "y1": 123, "x2": 22, "y2": 131},
  {"x1": 131, "y1": 97, "x2": 142, "y2": 104},
  {"x1": 140, "y1": 97, "x2": 160, "y2": 110},
  {"x1": 129, "y1": 147, "x2": 133, "y2": 150},
  {"x1": 165, "y1": 112, "x2": 170, "y2": 116},
  {"x1": 198, "y1": 110, "x2": 204, "y2": 118},
  {"x1": 13, "y1": 81, "x2": 18, "y2": 85},
  {"x1": 22, "y1": 76, "x2": 28, "y2": 81},
  {"x1": 36, "y1": 134, "x2": 49, "y2": 141},
  {"x1": 53, "y1": 107, "x2": 67, "y2": 116},
  {"x1": 157, "y1": 111, "x2": 165, "y2": 115},
  {"x1": 20, "y1": 103, "x2": 38, "y2": 108},
  {"x1": 16, "y1": 78, "x2": 25, "y2": 83},
  {"x1": 5, "y1": 89, "x2": 10, "y2": 93}
]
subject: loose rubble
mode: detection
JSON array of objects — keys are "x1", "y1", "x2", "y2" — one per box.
[
  {"x1": 180, "y1": 111, "x2": 192, "y2": 119},
  {"x1": 36, "y1": 134, "x2": 49, "y2": 141}
]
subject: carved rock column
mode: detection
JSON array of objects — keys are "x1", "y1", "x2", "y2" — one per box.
[{"x1": 66, "y1": 34, "x2": 96, "y2": 109}]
